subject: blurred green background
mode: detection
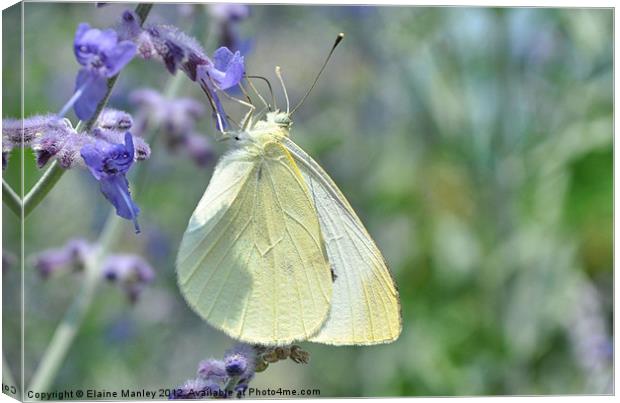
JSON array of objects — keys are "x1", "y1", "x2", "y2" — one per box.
[{"x1": 2, "y1": 2, "x2": 612, "y2": 397}]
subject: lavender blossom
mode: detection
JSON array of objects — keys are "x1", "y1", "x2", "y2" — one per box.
[
  {"x1": 130, "y1": 89, "x2": 213, "y2": 165},
  {"x1": 170, "y1": 378, "x2": 226, "y2": 399},
  {"x1": 96, "y1": 108, "x2": 134, "y2": 130},
  {"x1": 32, "y1": 238, "x2": 93, "y2": 278},
  {"x1": 93, "y1": 128, "x2": 151, "y2": 161},
  {"x1": 81, "y1": 132, "x2": 141, "y2": 232},
  {"x1": 208, "y1": 4, "x2": 251, "y2": 53},
  {"x1": 71, "y1": 23, "x2": 136, "y2": 120},
  {"x1": 9, "y1": 115, "x2": 80, "y2": 168},
  {"x1": 142, "y1": 24, "x2": 208, "y2": 78},
  {"x1": 130, "y1": 89, "x2": 205, "y2": 141},
  {"x1": 196, "y1": 47, "x2": 245, "y2": 131},
  {"x1": 184, "y1": 133, "x2": 214, "y2": 167},
  {"x1": 102, "y1": 254, "x2": 155, "y2": 303},
  {"x1": 197, "y1": 359, "x2": 227, "y2": 381},
  {"x1": 172, "y1": 344, "x2": 256, "y2": 399},
  {"x1": 224, "y1": 343, "x2": 255, "y2": 378},
  {"x1": 134, "y1": 22, "x2": 245, "y2": 131},
  {"x1": 198, "y1": 47, "x2": 245, "y2": 91},
  {"x1": 2, "y1": 114, "x2": 62, "y2": 147},
  {"x1": 208, "y1": 4, "x2": 250, "y2": 23},
  {"x1": 116, "y1": 10, "x2": 143, "y2": 42}
]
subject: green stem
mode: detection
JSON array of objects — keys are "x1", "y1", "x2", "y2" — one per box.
[
  {"x1": 22, "y1": 3, "x2": 152, "y2": 219},
  {"x1": 22, "y1": 162, "x2": 64, "y2": 217},
  {"x1": 27, "y1": 214, "x2": 123, "y2": 394},
  {"x1": 3, "y1": 178, "x2": 21, "y2": 217},
  {"x1": 224, "y1": 375, "x2": 240, "y2": 396},
  {"x1": 135, "y1": 3, "x2": 153, "y2": 23}
]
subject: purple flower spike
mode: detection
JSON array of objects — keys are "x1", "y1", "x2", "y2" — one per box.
[
  {"x1": 81, "y1": 132, "x2": 141, "y2": 232},
  {"x1": 72, "y1": 23, "x2": 136, "y2": 120}
]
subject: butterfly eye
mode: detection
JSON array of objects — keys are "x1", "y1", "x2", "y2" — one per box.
[{"x1": 234, "y1": 135, "x2": 240, "y2": 141}]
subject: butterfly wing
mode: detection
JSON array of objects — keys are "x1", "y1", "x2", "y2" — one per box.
[
  {"x1": 283, "y1": 137, "x2": 402, "y2": 345},
  {"x1": 177, "y1": 142, "x2": 333, "y2": 345}
]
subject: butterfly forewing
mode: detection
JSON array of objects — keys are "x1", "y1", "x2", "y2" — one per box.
[
  {"x1": 177, "y1": 142, "x2": 333, "y2": 345},
  {"x1": 283, "y1": 137, "x2": 402, "y2": 345}
]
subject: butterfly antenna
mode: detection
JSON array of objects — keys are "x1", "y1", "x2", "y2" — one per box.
[
  {"x1": 290, "y1": 32, "x2": 344, "y2": 115},
  {"x1": 275, "y1": 66, "x2": 290, "y2": 113},
  {"x1": 240, "y1": 76, "x2": 271, "y2": 108},
  {"x1": 247, "y1": 75, "x2": 276, "y2": 111}
]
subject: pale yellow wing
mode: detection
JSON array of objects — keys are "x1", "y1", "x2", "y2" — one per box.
[
  {"x1": 283, "y1": 137, "x2": 402, "y2": 345},
  {"x1": 176, "y1": 142, "x2": 333, "y2": 345}
]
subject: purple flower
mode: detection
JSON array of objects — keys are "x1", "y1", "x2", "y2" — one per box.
[
  {"x1": 197, "y1": 359, "x2": 227, "y2": 381},
  {"x1": 224, "y1": 344, "x2": 255, "y2": 379},
  {"x1": 16, "y1": 115, "x2": 80, "y2": 168},
  {"x1": 208, "y1": 4, "x2": 250, "y2": 23},
  {"x1": 116, "y1": 10, "x2": 143, "y2": 41},
  {"x1": 130, "y1": 89, "x2": 213, "y2": 165},
  {"x1": 32, "y1": 238, "x2": 93, "y2": 278},
  {"x1": 173, "y1": 344, "x2": 257, "y2": 400},
  {"x1": 143, "y1": 25, "x2": 208, "y2": 77},
  {"x1": 72, "y1": 23, "x2": 136, "y2": 120},
  {"x1": 196, "y1": 47, "x2": 245, "y2": 131},
  {"x1": 81, "y1": 132, "x2": 141, "y2": 232},
  {"x1": 169, "y1": 378, "x2": 225, "y2": 400},
  {"x1": 208, "y1": 4, "x2": 251, "y2": 53},
  {"x1": 184, "y1": 133, "x2": 214, "y2": 167},
  {"x1": 102, "y1": 254, "x2": 155, "y2": 303},
  {"x1": 93, "y1": 128, "x2": 151, "y2": 161},
  {"x1": 97, "y1": 108, "x2": 133, "y2": 130},
  {"x1": 199, "y1": 47, "x2": 244, "y2": 91},
  {"x1": 135, "y1": 22, "x2": 244, "y2": 131},
  {"x1": 130, "y1": 89, "x2": 205, "y2": 140},
  {"x1": 2, "y1": 114, "x2": 60, "y2": 147}
]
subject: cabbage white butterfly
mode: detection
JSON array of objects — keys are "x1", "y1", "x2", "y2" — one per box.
[{"x1": 177, "y1": 34, "x2": 401, "y2": 346}]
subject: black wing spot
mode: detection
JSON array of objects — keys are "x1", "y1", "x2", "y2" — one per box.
[{"x1": 331, "y1": 267, "x2": 337, "y2": 282}]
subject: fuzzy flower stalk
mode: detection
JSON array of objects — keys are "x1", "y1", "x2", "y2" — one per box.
[
  {"x1": 118, "y1": 11, "x2": 246, "y2": 131},
  {"x1": 3, "y1": 109, "x2": 150, "y2": 231},
  {"x1": 170, "y1": 344, "x2": 256, "y2": 399},
  {"x1": 170, "y1": 344, "x2": 311, "y2": 399}
]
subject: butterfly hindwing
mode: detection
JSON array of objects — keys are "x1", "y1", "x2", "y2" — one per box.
[
  {"x1": 284, "y1": 137, "x2": 402, "y2": 345},
  {"x1": 177, "y1": 142, "x2": 333, "y2": 345}
]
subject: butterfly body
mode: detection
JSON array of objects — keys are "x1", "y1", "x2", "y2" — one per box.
[{"x1": 177, "y1": 110, "x2": 401, "y2": 346}]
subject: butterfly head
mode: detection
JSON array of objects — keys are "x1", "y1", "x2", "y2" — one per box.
[{"x1": 268, "y1": 111, "x2": 293, "y2": 130}]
